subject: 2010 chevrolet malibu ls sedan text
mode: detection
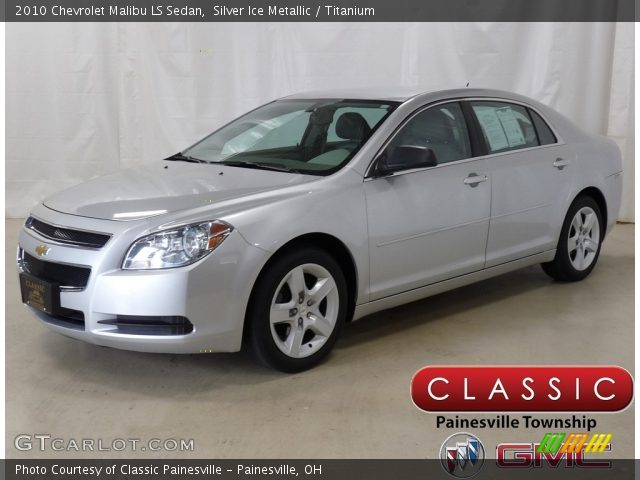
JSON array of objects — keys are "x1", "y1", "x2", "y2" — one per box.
[{"x1": 18, "y1": 88, "x2": 623, "y2": 371}]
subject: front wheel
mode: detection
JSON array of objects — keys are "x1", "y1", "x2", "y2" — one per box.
[
  {"x1": 247, "y1": 247, "x2": 348, "y2": 372},
  {"x1": 541, "y1": 196, "x2": 603, "y2": 282}
]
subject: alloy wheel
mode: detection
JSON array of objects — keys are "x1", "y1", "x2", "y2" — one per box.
[
  {"x1": 567, "y1": 206, "x2": 600, "y2": 271},
  {"x1": 269, "y1": 263, "x2": 339, "y2": 359}
]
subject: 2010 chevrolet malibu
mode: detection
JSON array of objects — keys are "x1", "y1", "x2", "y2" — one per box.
[{"x1": 18, "y1": 88, "x2": 623, "y2": 372}]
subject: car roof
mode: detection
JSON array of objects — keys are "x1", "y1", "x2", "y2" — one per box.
[
  {"x1": 281, "y1": 87, "x2": 541, "y2": 105},
  {"x1": 282, "y1": 86, "x2": 429, "y2": 102}
]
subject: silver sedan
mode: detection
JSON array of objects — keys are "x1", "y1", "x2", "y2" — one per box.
[{"x1": 18, "y1": 88, "x2": 623, "y2": 371}]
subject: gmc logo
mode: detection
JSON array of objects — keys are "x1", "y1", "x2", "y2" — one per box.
[{"x1": 496, "y1": 443, "x2": 611, "y2": 468}]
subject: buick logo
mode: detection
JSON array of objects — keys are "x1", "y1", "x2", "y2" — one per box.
[
  {"x1": 439, "y1": 432, "x2": 485, "y2": 478},
  {"x1": 35, "y1": 244, "x2": 50, "y2": 256}
]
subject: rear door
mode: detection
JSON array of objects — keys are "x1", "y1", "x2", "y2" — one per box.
[{"x1": 468, "y1": 100, "x2": 568, "y2": 267}]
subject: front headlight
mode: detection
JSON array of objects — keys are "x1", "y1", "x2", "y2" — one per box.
[{"x1": 122, "y1": 220, "x2": 233, "y2": 270}]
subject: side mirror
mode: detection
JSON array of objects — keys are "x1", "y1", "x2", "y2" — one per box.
[{"x1": 375, "y1": 145, "x2": 438, "y2": 176}]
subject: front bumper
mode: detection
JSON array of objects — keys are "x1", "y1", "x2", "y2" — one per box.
[{"x1": 17, "y1": 205, "x2": 269, "y2": 354}]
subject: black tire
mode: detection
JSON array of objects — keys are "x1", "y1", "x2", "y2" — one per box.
[
  {"x1": 247, "y1": 247, "x2": 348, "y2": 372},
  {"x1": 541, "y1": 195, "x2": 604, "y2": 282}
]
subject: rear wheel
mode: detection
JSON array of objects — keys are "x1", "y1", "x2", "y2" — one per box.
[
  {"x1": 247, "y1": 247, "x2": 347, "y2": 372},
  {"x1": 541, "y1": 196, "x2": 603, "y2": 282}
]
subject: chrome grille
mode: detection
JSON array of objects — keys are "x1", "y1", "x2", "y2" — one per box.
[{"x1": 26, "y1": 217, "x2": 111, "y2": 248}]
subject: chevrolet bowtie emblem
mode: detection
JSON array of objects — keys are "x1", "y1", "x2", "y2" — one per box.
[{"x1": 35, "y1": 244, "x2": 50, "y2": 256}]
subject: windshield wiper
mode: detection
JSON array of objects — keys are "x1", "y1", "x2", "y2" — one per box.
[
  {"x1": 220, "y1": 160, "x2": 298, "y2": 173},
  {"x1": 165, "y1": 152, "x2": 205, "y2": 163}
]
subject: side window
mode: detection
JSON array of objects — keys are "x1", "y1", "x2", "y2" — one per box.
[
  {"x1": 471, "y1": 101, "x2": 538, "y2": 154},
  {"x1": 389, "y1": 102, "x2": 472, "y2": 164},
  {"x1": 529, "y1": 109, "x2": 557, "y2": 145}
]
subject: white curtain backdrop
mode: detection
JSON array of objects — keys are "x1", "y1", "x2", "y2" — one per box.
[{"x1": 6, "y1": 22, "x2": 634, "y2": 220}]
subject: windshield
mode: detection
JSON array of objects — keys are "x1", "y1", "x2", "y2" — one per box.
[{"x1": 180, "y1": 99, "x2": 398, "y2": 175}]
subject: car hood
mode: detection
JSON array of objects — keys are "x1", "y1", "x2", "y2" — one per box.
[{"x1": 44, "y1": 162, "x2": 317, "y2": 221}]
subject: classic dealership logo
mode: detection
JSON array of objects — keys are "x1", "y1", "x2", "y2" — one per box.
[
  {"x1": 411, "y1": 366, "x2": 634, "y2": 412},
  {"x1": 35, "y1": 244, "x2": 50, "y2": 256},
  {"x1": 537, "y1": 432, "x2": 613, "y2": 455},
  {"x1": 439, "y1": 432, "x2": 485, "y2": 478}
]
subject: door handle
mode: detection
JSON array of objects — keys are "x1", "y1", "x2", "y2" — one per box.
[
  {"x1": 553, "y1": 158, "x2": 570, "y2": 170},
  {"x1": 463, "y1": 173, "x2": 488, "y2": 187}
]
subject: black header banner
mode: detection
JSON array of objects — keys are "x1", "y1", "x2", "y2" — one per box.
[{"x1": 2, "y1": 0, "x2": 637, "y2": 22}]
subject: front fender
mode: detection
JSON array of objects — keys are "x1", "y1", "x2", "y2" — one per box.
[{"x1": 227, "y1": 170, "x2": 370, "y2": 305}]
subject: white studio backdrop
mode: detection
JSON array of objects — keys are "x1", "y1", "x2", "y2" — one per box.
[{"x1": 5, "y1": 22, "x2": 635, "y2": 221}]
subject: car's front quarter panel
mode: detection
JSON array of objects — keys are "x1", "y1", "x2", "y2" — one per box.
[
  {"x1": 218, "y1": 168, "x2": 370, "y2": 306},
  {"x1": 18, "y1": 203, "x2": 270, "y2": 353}
]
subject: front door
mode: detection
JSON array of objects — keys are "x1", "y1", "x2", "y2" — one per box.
[{"x1": 365, "y1": 102, "x2": 491, "y2": 300}]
